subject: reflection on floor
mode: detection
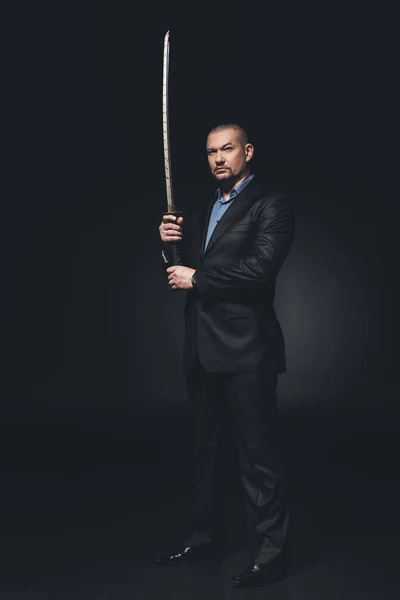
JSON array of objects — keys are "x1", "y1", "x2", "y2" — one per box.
[{"x1": 0, "y1": 399, "x2": 398, "y2": 599}]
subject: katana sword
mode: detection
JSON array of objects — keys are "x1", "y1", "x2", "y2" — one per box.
[
  {"x1": 162, "y1": 30, "x2": 182, "y2": 265},
  {"x1": 163, "y1": 30, "x2": 174, "y2": 213}
]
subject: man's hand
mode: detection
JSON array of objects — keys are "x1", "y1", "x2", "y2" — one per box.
[
  {"x1": 159, "y1": 214, "x2": 183, "y2": 242},
  {"x1": 167, "y1": 266, "x2": 196, "y2": 290}
]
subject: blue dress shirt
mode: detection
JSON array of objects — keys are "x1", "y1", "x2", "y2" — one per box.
[{"x1": 204, "y1": 174, "x2": 254, "y2": 251}]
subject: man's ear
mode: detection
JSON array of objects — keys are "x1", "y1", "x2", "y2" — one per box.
[{"x1": 245, "y1": 143, "x2": 254, "y2": 162}]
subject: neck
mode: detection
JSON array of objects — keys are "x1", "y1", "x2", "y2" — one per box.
[{"x1": 220, "y1": 171, "x2": 251, "y2": 200}]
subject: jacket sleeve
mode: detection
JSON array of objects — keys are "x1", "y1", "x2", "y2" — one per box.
[{"x1": 195, "y1": 197, "x2": 295, "y2": 297}]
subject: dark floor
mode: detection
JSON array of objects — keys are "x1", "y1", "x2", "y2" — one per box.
[{"x1": 0, "y1": 395, "x2": 399, "y2": 600}]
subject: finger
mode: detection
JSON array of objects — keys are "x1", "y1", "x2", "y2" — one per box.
[
  {"x1": 162, "y1": 215, "x2": 177, "y2": 223},
  {"x1": 163, "y1": 227, "x2": 182, "y2": 234},
  {"x1": 162, "y1": 228, "x2": 182, "y2": 237},
  {"x1": 164, "y1": 224, "x2": 182, "y2": 231}
]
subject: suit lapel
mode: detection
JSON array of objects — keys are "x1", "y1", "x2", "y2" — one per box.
[
  {"x1": 199, "y1": 193, "x2": 216, "y2": 261},
  {"x1": 203, "y1": 178, "x2": 259, "y2": 257}
]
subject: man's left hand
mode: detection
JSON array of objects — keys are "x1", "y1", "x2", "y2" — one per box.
[{"x1": 167, "y1": 266, "x2": 196, "y2": 290}]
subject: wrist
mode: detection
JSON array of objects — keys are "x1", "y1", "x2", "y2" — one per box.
[{"x1": 191, "y1": 271, "x2": 197, "y2": 290}]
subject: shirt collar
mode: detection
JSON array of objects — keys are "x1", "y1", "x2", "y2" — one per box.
[{"x1": 215, "y1": 174, "x2": 255, "y2": 204}]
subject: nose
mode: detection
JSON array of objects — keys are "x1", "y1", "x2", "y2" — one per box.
[{"x1": 215, "y1": 152, "x2": 225, "y2": 165}]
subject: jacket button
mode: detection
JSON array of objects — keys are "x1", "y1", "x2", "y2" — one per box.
[{"x1": 194, "y1": 310, "x2": 197, "y2": 315}]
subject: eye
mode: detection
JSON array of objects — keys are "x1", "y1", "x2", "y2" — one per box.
[
  {"x1": 224, "y1": 146, "x2": 233, "y2": 151},
  {"x1": 208, "y1": 150, "x2": 216, "y2": 155}
]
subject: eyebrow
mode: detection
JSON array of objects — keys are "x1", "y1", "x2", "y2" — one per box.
[{"x1": 207, "y1": 142, "x2": 235, "y2": 151}]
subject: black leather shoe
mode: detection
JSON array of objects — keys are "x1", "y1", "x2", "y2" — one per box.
[
  {"x1": 230, "y1": 559, "x2": 286, "y2": 588},
  {"x1": 153, "y1": 542, "x2": 221, "y2": 565}
]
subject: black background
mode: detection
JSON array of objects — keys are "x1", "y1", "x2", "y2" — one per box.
[{"x1": 0, "y1": 1, "x2": 399, "y2": 598}]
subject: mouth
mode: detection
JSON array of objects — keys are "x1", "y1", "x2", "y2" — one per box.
[{"x1": 215, "y1": 168, "x2": 228, "y2": 173}]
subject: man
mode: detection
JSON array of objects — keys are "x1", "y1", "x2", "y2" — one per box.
[{"x1": 154, "y1": 124, "x2": 295, "y2": 588}]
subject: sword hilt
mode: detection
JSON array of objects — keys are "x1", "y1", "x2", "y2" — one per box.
[{"x1": 163, "y1": 209, "x2": 183, "y2": 266}]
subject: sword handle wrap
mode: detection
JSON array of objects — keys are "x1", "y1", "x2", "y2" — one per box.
[{"x1": 170, "y1": 243, "x2": 182, "y2": 267}]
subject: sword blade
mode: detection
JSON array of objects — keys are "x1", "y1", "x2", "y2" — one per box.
[{"x1": 162, "y1": 31, "x2": 175, "y2": 213}]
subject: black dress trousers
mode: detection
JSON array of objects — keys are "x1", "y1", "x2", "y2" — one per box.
[{"x1": 185, "y1": 354, "x2": 289, "y2": 564}]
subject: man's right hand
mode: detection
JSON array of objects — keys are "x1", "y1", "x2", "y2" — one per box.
[{"x1": 159, "y1": 214, "x2": 183, "y2": 243}]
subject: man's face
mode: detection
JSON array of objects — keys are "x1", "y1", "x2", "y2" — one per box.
[{"x1": 206, "y1": 128, "x2": 253, "y2": 184}]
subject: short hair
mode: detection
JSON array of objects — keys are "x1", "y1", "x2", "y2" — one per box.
[{"x1": 207, "y1": 123, "x2": 249, "y2": 146}]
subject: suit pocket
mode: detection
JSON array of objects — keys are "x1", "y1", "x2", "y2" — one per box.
[
  {"x1": 227, "y1": 224, "x2": 250, "y2": 232},
  {"x1": 223, "y1": 304, "x2": 257, "y2": 319}
]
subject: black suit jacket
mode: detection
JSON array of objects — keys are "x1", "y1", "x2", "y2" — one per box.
[{"x1": 163, "y1": 177, "x2": 295, "y2": 374}]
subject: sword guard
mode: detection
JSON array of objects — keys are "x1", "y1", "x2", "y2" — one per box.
[{"x1": 163, "y1": 209, "x2": 183, "y2": 218}]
